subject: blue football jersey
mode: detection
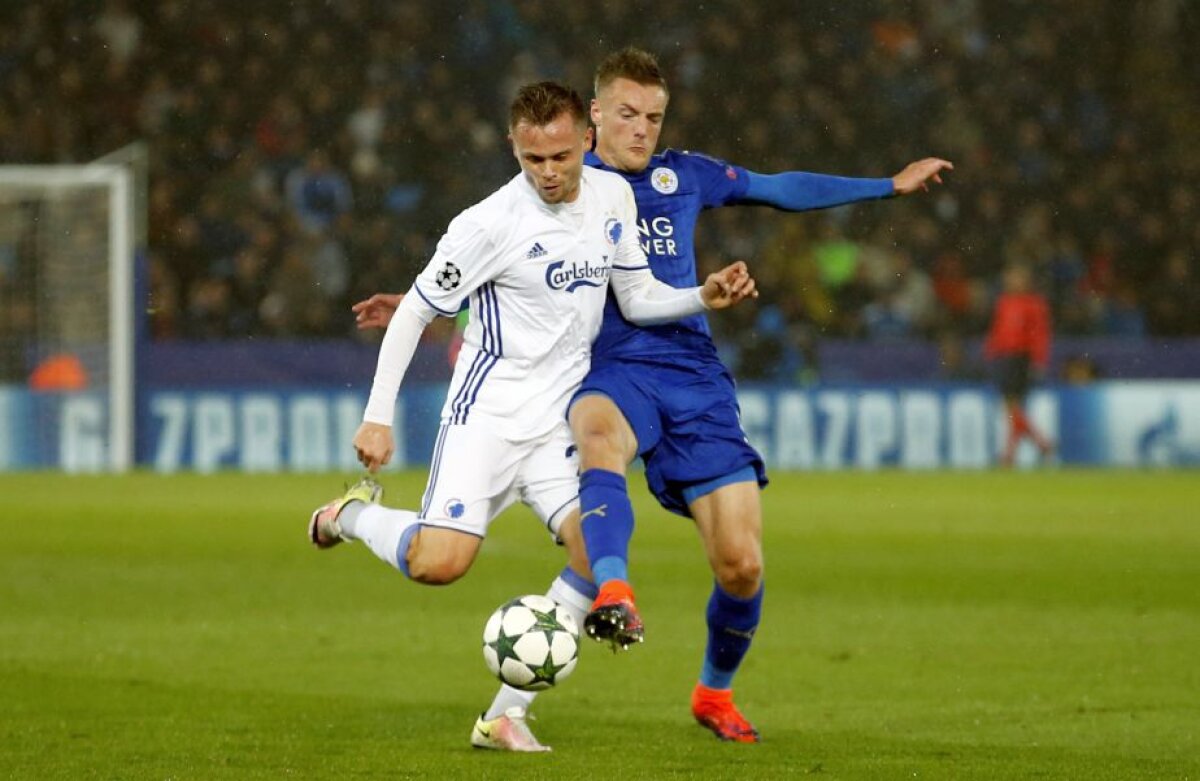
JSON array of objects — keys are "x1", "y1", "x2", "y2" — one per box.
[{"x1": 585, "y1": 149, "x2": 749, "y2": 362}]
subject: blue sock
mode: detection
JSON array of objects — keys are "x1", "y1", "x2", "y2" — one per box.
[
  {"x1": 394, "y1": 523, "x2": 421, "y2": 579},
  {"x1": 700, "y1": 582, "x2": 764, "y2": 690},
  {"x1": 579, "y1": 468, "x2": 635, "y2": 587}
]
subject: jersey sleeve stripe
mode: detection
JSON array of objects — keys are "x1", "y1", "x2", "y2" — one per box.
[
  {"x1": 413, "y1": 283, "x2": 461, "y2": 316},
  {"x1": 612, "y1": 263, "x2": 651, "y2": 271},
  {"x1": 455, "y1": 353, "x2": 499, "y2": 424},
  {"x1": 471, "y1": 281, "x2": 503, "y2": 357},
  {"x1": 487, "y1": 282, "x2": 504, "y2": 356},
  {"x1": 479, "y1": 281, "x2": 503, "y2": 356},
  {"x1": 449, "y1": 349, "x2": 489, "y2": 423},
  {"x1": 474, "y1": 287, "x2": 491, "y2": 355}
]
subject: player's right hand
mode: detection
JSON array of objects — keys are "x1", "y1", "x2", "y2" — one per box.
[
  {"x1": 891, "y1": 157, "x2": 954, "y2": 195},
  {"x1": 351, "y1": 293, "x2": 403, "y2": 330},
  {"x1": 353, "y1": 422, "x2": 395, "y2": 473},
  {"x1": 701, "y1": 260, "x2": 758, "y2": 310}
]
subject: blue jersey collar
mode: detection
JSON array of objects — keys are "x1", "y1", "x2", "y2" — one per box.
[
  {"x1": 585, "y1": 150, "x2": 662, "y2": 177},
  {"x1": 584, "y1": 150, "x2": 617, "y2": 172}
]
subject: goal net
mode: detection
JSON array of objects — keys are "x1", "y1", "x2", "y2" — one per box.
[{"x1": 0, "y1": 157, "x2": 138, "y2": 472}]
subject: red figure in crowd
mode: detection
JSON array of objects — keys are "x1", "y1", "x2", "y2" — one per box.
[{"x1": 985, "y1": 264, "x2": 1055, "y2": 466}]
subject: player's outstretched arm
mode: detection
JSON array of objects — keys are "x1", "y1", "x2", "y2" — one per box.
[
  {"x1": 352, "y1": 293, "x2": 403, "y2": 330},
  {"x1": 891, "y1": 158, "x2": 954, "y2": 195},
  {"x1": 358, "y1": 291, "x2": 439, "y2": 470},
  {"x1": 701, "y1": 260, "x2": 758, "y2": 310},
  {"x1": 736, "y1": 156, "x2": 953, "y2": 212}
]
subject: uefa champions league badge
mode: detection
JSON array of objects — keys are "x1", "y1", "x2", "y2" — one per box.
[
  {"x1": 435, "y1": 261, "x2": 462, "y2": 291},
  {"x1": 444, "y1": 499, "x2": 465, "y2": 519},
  {"x1": 605, "y1": 217, "x2": 622, "y2": 245},
  {"x1": 650, "y1": 167, "x2": 678, "y2": 194}
]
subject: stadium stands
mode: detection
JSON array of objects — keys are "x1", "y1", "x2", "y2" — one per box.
[{"x1": 1, "y1": 1, "x2": 1196, "y2": 381}]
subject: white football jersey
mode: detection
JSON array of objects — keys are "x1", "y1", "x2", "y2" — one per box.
[{"x1": 412, "y1": 167, "x2": 645, "y2": 440}]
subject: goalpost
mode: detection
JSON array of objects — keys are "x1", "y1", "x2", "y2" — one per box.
[{"x1": 0, "y1": 150, "x2": 141, "y2": 472}]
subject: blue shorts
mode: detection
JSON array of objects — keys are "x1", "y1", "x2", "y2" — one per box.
[{"x1": 572, "y1": 356, "x2": 767, "y2": 517}]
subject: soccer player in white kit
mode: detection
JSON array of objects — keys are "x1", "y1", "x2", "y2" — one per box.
[{"x1": 308, "y1": 82, "x2": 756, "y2": 749}]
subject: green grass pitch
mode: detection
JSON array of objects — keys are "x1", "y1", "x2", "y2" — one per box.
[{"x1": 1, "y1": 470, "x2": 1198, "y2": 779}]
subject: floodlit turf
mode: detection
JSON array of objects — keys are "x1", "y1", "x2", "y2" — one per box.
[{"x1": 1, "y1": 470, "x2": 1198, "y2": 779}]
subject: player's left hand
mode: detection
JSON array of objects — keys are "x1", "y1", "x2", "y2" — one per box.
[
  {"x1": 892, "y1": 157, "x2": 954, "y2": 195},
  {"x1": 701, "y1": 260, "x2": 758, "y2": 310},
  {"x1": 352, "y1": 293, "x2": 403, "y2": 330}
]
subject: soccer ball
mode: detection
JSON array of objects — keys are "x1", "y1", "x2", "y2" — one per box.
[{"x1": 482, "y1": 595, "x2": 580, "y2": 691}]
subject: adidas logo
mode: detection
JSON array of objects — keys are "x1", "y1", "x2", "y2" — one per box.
[{"x1": 526, "y1": 242, "x2": 548, "y2": 259}]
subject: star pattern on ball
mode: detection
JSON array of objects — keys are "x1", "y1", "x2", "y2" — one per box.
[
  {"x1": 524, "y1": 606, "x2": 571, "y2": 684},
  {"x1": 529, "y1": 648, "x2": 571, "y2": 685},
  {"x1": 528, "y1": 606, "x2": 563, "y2": 635},
  {"x1": 487, "y1": 624, "x2": 520, "y2": 662}
]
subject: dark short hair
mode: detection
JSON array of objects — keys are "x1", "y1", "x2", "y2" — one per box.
[
  {"x1": 509, "y1": 81, "x2": 587, "y2": 130},
  {"x1": 594, "y1": 46, "x2": 669, "y2": 97}
]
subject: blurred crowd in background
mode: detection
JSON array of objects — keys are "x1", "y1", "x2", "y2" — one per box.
[{"x1": 1, "y1": 0, "x2": 1197, "y2": 380}]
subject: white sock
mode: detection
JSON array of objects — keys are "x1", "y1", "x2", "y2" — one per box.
[
  {"x1": 483, "y1": 568, "x2": 595, "y2": 720},
  {"x1": 547, "y1": 571, "x2": 592, "y2": 629},
  {"x1": 484, "y1": 684, "x2": 537, "y2": 721},
  {"x1": 340, "y1": 504, "x2": 419, "y2": 572},
  {"x1": 338, "y1": 500, "x2": 367, "y2": 532}
]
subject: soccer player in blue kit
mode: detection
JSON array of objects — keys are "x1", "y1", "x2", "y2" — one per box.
[
  {"x1": 572, "y1": 47, "x2": 952, "y2": 742},
  {"x1": 354, "y1": 48, "x2": 951, "y2": 745}
]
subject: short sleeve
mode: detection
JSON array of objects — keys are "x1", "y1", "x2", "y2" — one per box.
[
  {"x1": 411, "y1": 210, "x2": 501, "y2": 315},
  {"x1": 680, "y1": 150, "x2": 750, "y2": 208}
]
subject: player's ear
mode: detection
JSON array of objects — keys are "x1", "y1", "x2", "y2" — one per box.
[{"x1": 589, "y1": 98, "x2": 602, "y2": 125}]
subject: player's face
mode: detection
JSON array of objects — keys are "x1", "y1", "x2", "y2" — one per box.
[
  {"x1": 510, "y1": 113, "x2": 593, "y2": 205},
  {"x1": 591, "y1": 77, "x2": 668, "y2": 173}
]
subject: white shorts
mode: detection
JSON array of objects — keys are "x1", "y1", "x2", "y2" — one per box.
[{"x1": 417, "y1": 419, "x2": 580, "y2": 539}]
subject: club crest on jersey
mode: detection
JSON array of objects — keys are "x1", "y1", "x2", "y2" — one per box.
[
  {"x1": 650, "y1": 167, "x2": 678, "y2": 194},
  {"x1": 444, "y1": 499, "x2": 465, "y2": 519},
  {"x1": 545, "y1": 258, "x2": 610, "y2": 292},
  {"x1": 604, "y1": 217, "x2": 622, "y2": 246},
  {"x1": 435, "y1": 261, "x2": 462, "y2": 291}
]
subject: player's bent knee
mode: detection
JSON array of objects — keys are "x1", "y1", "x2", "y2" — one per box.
[
  {"x1": 576, "y1": 428, "x2": 623, "y2": 462},
  {"x1": 406, "y1": 555, "x2": 470, "y2": 585},
  {"x1": 569, "y1": 398, "x2": 636, "y2": 468},
  {"x1": 714, "y1": 551, "x2": 763, "y2": 596},
  {"x1": 405, "y1": 528, "x2": 480, "y2": 585}
]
